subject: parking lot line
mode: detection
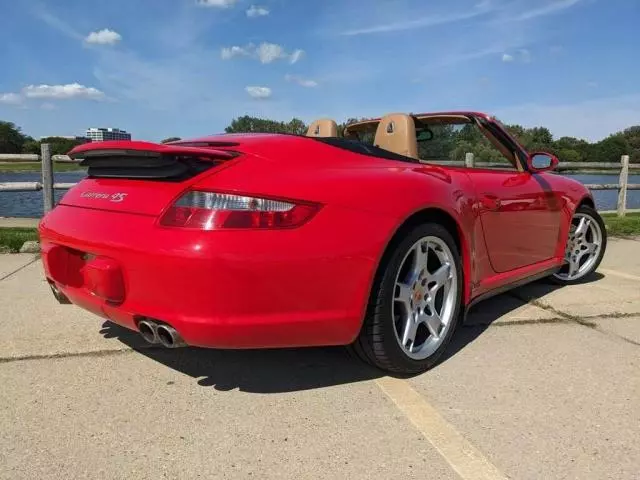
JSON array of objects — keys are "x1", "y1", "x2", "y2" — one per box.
[
  {"x1": 376, "y1": 376, "x2": 508, "y2": 480},
  {"x1": 598, "y1": 268, "x2": 640, "y2": 282}
]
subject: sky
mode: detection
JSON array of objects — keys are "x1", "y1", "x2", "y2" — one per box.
[{"x1": 0, "y1": 0, "x2": 639, "y2": 142}]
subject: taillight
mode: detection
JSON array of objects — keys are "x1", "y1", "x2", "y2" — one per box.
[{"x1": 159, "y1": 191, "x2": 321, "y2": 229}]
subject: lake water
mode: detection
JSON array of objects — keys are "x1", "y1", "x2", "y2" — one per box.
[{"x1": 1, "y1": 171, "x2": 639, "y2": 218}]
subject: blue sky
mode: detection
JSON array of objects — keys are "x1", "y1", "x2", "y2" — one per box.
[{"x1": 1, "y1": 0, "x2": 638, "y2": 142}]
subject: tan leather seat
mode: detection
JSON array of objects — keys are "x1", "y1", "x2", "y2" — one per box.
[
  {"x1": 306, "y1": 118, "x2": 338, "y2": 137},
  {"x1": 373, "y1": 113, "x2": 418, "y2": 159}
]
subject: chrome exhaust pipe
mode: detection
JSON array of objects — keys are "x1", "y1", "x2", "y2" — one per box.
[
  {"x1": 138, "y1": 320, "x2": 160, "y2": 344},
  {"x1": 48, "y1": 281, "x2": 71, "y2": 304},
  {"x1": 156, "y1": 324, "x2": 187, "y2": 348}
]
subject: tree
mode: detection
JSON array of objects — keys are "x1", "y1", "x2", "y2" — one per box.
[
  {"x1": 592, "y1": 134, "x2": 629, "y2": 163},
  {"x1": 161, "y1": 137, "x2": 181, "y2": 143},
  {"x1": 285, "y1": 118, "x2": 307, "y2": 135},
  {"x1": 22, "y1": 140, "x2": 41, "y2": 155},
  {"x1": 225, "y1": 115, "x2": 308, "y2": 134},
  {"x1": 39, "y1": 136, "x2": 87, "y2": 156},
  {"x1": 0, "y1": 121, "x2": 27, "y2": 153}
]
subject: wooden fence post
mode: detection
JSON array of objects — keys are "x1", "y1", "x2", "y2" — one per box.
[
  {"x1": 617, "y1": 155, "x2": 629, "y2": 217},
  {"x1": 41, "y1": 143, "x2": 54, "y2": 214},
  {"x1": 465, "y1": 152, "x2": 475, "y2": 168}
]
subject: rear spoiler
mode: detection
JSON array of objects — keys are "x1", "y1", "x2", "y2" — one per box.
[
  {"x1": 68, "y1": 140, "x2": 239, "y2": 181},
  {"x1": 69, "y1": 140, "x2": 237, "y2": 160}
]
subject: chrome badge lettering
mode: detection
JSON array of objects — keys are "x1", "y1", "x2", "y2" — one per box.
[
  {"x1": 110, "y1": 193, "x2": 128, "y2": 203},
  {"x1": 81, "y1": 192, "x2": 128, "y2": 203}
]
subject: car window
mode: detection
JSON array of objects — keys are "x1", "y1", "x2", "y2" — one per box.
[{"x1": 416, "y1": 120, "x2": 517, "y2": 170}]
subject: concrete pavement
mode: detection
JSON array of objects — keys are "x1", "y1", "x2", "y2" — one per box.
[{"x1": 0, "y1": 238, "x2": 639, "y2": 479}]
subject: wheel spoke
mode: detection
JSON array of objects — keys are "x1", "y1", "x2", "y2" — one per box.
[
  {"x1": 401, "y1": 314, "x2": 419, "y2": 348},
  {"x1": 575, "y1": 217, "x2": 590, "y2": 236},
  {"x1": 584, "y1": 242, "x2": 599, "y2": 254},
  {"x1": 428, "y1": 263, "x2": 451, "y2": 292},
  {"x1": 395, "y1": 282, "x2": 413, "y2": 312},
  {"x1": 567, "y1": 256, "x2": 580, "y2": 278},
  {"x1": 421, "y1": 313, "x2": 442, "y2": 339},
  {"x1": 411, "y1": 242, "x2": 429, "y2": 282}
]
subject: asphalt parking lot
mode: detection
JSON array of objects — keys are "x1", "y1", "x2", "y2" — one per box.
[{"x1": 1, "y1": 237, "x2": 639, "y2": 480}]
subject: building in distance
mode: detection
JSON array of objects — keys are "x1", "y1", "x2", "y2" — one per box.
[{"x1": 86, "y1": 127, "x2": 131, "y2": 142}]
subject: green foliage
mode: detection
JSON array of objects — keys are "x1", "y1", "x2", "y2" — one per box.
[
  {"x1": 38, "y1": 137, "x2": 87, "y2": 156},
  {"x1": 602, "y1": 212, "x2": 640, "y2": 237},
  {"x1": 0, "y1": 121, "x2": 27, "y2": 153},
  {"x1": 0, "y1": 228, "x2": 39, "y2": 253},
  {"x1": 225, "y1": 116, "x2": 307, "y2": 135}
]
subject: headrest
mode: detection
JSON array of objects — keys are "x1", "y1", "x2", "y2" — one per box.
[
  {"x1": 306, "y1": 118, "x2": 338, "y2": 137},
  {"x1": 373, "y1": 113, "x2": 418, "y2": 159}
]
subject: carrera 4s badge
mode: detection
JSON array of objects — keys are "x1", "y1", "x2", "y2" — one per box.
[{"x1": 80, "y1": 192, "x2": 128, "y2": 203}]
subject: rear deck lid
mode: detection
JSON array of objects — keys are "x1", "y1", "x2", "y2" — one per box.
[{"x1": 59, "y1": 141, "x2": 239, "y2": 216}]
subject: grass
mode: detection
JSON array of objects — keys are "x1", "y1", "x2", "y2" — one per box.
[
  {"x1": 0, "y1": 213, "x2": 638, "y2": 254},
  {"x1": 601, "y1": 212, "x2": 640, "y2": 237},
  {"x1": 0, "y1": 162, "x2": 85, "y2": 173},
  {"x1": 0, "y1": 228, "x2": 39, "y2": 253}
]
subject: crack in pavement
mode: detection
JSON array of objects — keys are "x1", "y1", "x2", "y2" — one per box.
[
  {"x1": 0, "y1": 345, "x2": 165, "y2": 365},
  {"x1": 0, "y1": 256, "x2": 39, "y2": 282},
  {"x1": 507, "y1": 292, "x2": 640, "y2": 347},
  {"x1": 1, "y1": 302, "x2": 637, "y2": 366}
]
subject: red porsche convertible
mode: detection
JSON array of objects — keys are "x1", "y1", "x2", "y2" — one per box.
[{"x1": 39, "y1": 112, "x2": 607, "y2": 374}]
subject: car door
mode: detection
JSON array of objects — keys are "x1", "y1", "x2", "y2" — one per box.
[
  {"x1": 462, "y1": 117, "x2": 562, "y2": 273},
  {"x1": 465, "y1": 168, "x2": 562, "y2": 273}
]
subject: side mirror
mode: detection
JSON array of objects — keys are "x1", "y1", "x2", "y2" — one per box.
[{"x1": 527, "y1": 152, "x2": 559, "y2": 172}]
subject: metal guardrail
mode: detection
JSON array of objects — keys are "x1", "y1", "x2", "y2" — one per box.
[{"x1": 0, "y1": 147, "x2": 638, "y2": 217}]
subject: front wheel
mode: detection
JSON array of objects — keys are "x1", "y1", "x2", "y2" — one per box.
[
  {"x1": 349, "y1": 223, "x2": 463, "y2": 374},
  {"x1": 550, "y1": 205, "x2": 607, "y2": 285}
]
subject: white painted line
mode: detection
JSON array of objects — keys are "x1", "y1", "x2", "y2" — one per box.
[
  {"x1": 376, "y1": 377, "x2": 508, "y2": 480},
  {"x1": 599, "y1": 268, "x2": 640, "y2": 282}
]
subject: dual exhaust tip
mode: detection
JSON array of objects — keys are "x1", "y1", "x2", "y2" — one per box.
[{"x1": 138, "y1": 320, "x2": 186, "y2": 348}]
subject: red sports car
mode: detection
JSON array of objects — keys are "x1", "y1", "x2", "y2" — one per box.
[{"x1": 39, "y1": 112, "x2": 607, "y2": 374}]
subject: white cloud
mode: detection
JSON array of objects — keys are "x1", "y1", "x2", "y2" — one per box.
[
  {"x1": 502, "y1": 49, "x2": 531, "y2": 63},
  {"x1": 221, "y1": 43, "x2": 304, "y2": 64},
  {"x1": 196, "y1": 0, "x2": 237, "y2": 7},
  {"x1": 40, "y1": 103, "x2": 57, "y2": 110},
  {"x1": 85, "y1": 28, "x2": 122, "y2": 45},
  {"x1": 256, "y1": 42, "x2": 286, "y2": 64},
  {"x1": 22, "y1": 83, "x2": 105, "y2": 100},
  {"x1": 245, "y1": 86, "x2": 272, "y2": 99},
  {"x1": 221, "y1": 45, "x2": 252, "y2": 59},
  {"x1": 0, "y1": 93, "x2": 22, "y2": 105},
  {"x1": 340, "y1": 8, "x2": 492, "y2": 36},
  {"x1": 289, "y1": 49, "x2": 304, "y2": 64},
  {"x1": 505, "y1": 0, "x2": 582, "y2": 22},
  {"x1": 246, "y1": 5, "x2": 269, "y2": 17},
  {"x1": 285, "y1": 74, "x2": 318, "y2": 88}
]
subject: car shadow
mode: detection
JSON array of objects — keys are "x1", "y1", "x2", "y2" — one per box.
[
  {"x1": 99, "y1": 321, "x2": 383, "y2": 393},
  {"x1": 439, "y1": 272, "x2": 605, "y2": 364},
  {"x1": 99, "y1": 272, "x2": 605, "y2": 393}
]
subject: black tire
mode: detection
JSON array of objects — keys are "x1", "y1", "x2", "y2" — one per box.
[
  {"x1": 548, "y1": 204, "x2": 607, "y2": 285},
  {"x1": 348, "y1": 223, "x2": 463, "y2": 375}
]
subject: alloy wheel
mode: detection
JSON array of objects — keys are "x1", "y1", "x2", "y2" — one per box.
[
  {"x1": 392, "y1": 236, "x2": 458, "y2": 360},
  {"x1": 553, "y1": 212, "x2": 603, "y2": 282}
]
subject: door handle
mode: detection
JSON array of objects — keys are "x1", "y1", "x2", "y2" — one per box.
[{"x1": 480, "y1": 194, "x2": 501, "y2": 211}]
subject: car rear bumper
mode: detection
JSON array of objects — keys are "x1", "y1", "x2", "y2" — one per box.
[{"x1": 39, "y1": 204, "x2": 396, "y2": 349}]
